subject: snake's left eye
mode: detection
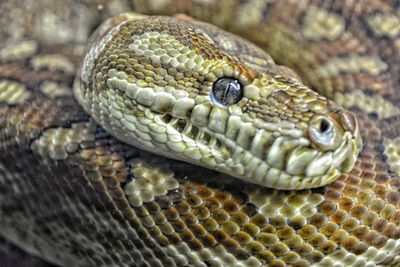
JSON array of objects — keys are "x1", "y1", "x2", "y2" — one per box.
[{"x1": 211, "y1": 77, "x2": 242, "y2": 106}]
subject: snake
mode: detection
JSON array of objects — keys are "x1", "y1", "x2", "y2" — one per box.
[{"x1": 0, "y1": 0, "x2": 399, "y2": 266}]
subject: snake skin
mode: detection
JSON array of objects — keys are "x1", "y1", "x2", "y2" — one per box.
[{"x1": 0, "y1": 0, "x2": 400, "y2": 266}]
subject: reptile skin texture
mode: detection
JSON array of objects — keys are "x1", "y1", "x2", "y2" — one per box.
[{"x1": 0, "y1": 0, "x2": 400, "y2": 266}]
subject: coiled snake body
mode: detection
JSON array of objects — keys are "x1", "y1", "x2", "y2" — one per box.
[{"x1": 0, "y1": 0, "x2": 399, "y2": 266}]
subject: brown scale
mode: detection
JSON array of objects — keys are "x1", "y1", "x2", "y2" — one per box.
[
  {"x1": 130, "y1": 180, "x2": 321, "y2": 265},
  {"x1": 349, "y1": 12, "x2": 400, "y2": 105},
  {"x1": 0, "y1": 96, "x2": 83, "y2": 145},
  {"x1": 0, "y1": 115, "x2": 175, "y2": 266},
  {"x1": 0, "y1": 63, "x2": 71, "y2": 90},
  {"x1": 0, "y1": 41, "x2": 79, "y2": 92}
]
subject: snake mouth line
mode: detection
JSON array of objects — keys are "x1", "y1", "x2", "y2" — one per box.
[{"x1": 162, "y1": 112, "x2": 356, "y2": 189}]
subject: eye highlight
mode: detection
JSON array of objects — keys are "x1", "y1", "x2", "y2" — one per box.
[{"x1": 210, "y1": 77, "x2": 242, "y2": 106}]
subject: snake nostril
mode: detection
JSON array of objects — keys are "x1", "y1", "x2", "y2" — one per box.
[{"x1": 308, "y1": 115, "x2": 342, "y2": 151}]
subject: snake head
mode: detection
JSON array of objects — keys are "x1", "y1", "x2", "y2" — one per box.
[{"x1": 74, "y1": 13, "x2": 362, "y2": 190}]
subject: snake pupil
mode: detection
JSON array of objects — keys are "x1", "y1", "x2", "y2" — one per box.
[{"x1": 211, "y1": 77, "x2": 242, "y2": 106}]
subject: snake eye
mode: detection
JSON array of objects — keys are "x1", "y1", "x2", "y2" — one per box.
[{"x1": 211, "y1": 77, "x2": 242, "y2": 106}]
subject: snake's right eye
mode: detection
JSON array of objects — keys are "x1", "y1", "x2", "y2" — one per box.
[{"x1": 211, "y1": 77, "x2": 242, "y2": 106}]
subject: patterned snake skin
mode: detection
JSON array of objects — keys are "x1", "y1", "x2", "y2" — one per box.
[{"x1": 0, "y1": 0, "x2": 400, "y2": 266}]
